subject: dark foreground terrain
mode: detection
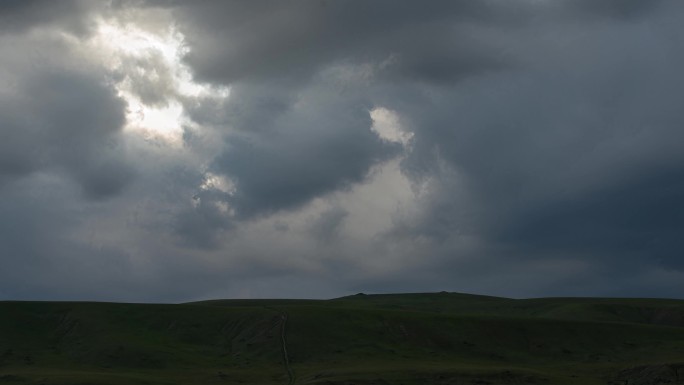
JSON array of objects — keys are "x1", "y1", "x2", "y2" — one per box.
[{"x1": 2, "y1": 292, "x2": 684, "y2": 384}]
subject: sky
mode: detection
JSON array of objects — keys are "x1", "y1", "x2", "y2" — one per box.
[{"x1": 1, "y1": 0, "x2": 683, "y2": 302}]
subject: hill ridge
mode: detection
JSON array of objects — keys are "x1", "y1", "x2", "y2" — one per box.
[{"x1": 2, "y1": 294, "x2": 684, "y2": 384}]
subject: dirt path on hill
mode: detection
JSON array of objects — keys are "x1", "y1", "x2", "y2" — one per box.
[
  {"x1": 279, "y1": 312, "x2": 295, "y2": 385},
  {"x1": 266, "y1": 308, "x2": 295, "y2": 384}
]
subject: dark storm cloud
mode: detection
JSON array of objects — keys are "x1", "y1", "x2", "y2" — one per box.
[
  {"x1": 2, "y1": 0, "x2": 684, "y2": 302},
  {"x1": 168, "y1": 0, "x2": 670, "y2": 86},
  {"x1": 176, "y1": 77, "x2": 401, "y2": 246},
  {"x1": 174, "y1": 187, "x2": 234, "y2": 249},
  {"x1": 367, "y1": 0, "x2": 684, "y2": 293},
  {"x1": 168, "y1": 0, "x2": 512, "y2": 236},
  {"x1": 0, "y1": 0, "x2": 99, "y2": 35},
  {"x1": 0, "y1": 56, "x2": 133, "y2": 199},
  {"x1": 498, "y1": 166, "x2": 684, "y2": 269},
  {"x1": 170, "y1": 1, "x2": 522, "y2": 85},
  {"x1": 159, "y1": 0, "x2": 684, "y2": 298},
  {"x1": 567, "y1": 0, "x2": 665, "y2": 20},
  {"x1": 210, "y1": 87, "x2": 400, "y2": 218}
]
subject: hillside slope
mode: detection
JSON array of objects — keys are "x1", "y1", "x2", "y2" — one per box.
[{"x1": 1, "y1": 293, "x2": 684, "y2": 384}]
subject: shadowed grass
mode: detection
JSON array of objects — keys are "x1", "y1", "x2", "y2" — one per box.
[{"x1": 1, "y1": 292, "x2": 684, "y2": 384}]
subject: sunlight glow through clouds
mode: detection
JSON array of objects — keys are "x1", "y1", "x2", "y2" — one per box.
[{"x1": 90, "y1": 16, "x2": 229, "y2": 145}]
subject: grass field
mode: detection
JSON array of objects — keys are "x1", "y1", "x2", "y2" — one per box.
[{"x1": 2, "y1": 292, "x2": 684, "y2": 384}]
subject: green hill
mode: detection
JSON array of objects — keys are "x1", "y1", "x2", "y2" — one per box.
[{"x1": 2, "y1": 293, "x2": 684, "y2": 384}]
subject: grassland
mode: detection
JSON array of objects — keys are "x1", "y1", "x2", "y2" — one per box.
[{"x1": 2, "y1": 292, "x2": 684, "y2": 384}]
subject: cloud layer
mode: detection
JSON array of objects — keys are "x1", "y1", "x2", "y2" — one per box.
[{"x1": 1, "y1": 0, "x2": 683, "y2": 301}]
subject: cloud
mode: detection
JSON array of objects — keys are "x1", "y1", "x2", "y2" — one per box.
[
  {"x1": 309, "y1": 206, "x2": 349, "y2": 243},
  {"x1": 209, "y1": 83, "x2": 401, "y2": 219},
  {"x1": 170, "y1": 1, "x2": 521, "y2": 85},
  {"x1": 371, "y1": 1, "x2": 684, "y2": 293},
  {"x1": 0, "y1": 0, "x2": 101, "y2": 35},
  {"x1": 566, "y1": 0, "x2": 665, "y2": 20},
  {"x1": 0, "y1": 33, "x2": 133, "y2": 199},
  {"x1": 498, "y1": 166, "x2": 684, "y2": 269},
  {"x1": 1, "y1": 0, "x2": 684, "y2": 302}
]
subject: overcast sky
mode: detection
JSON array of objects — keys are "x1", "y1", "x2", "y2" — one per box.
[{"x1": 1, "y1": 0, "x2": 683, "y2": 302}]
